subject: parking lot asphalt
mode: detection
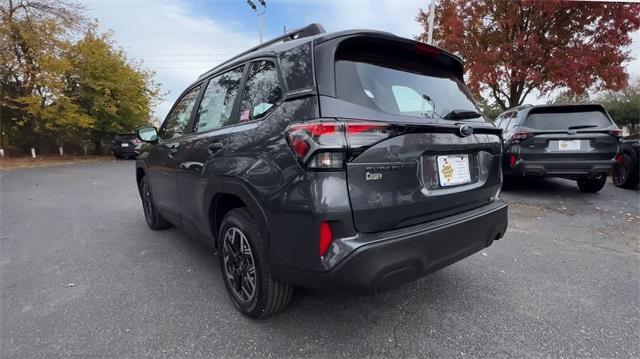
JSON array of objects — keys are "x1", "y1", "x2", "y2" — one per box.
[{"x1": 1, "y1": 161, "x2": 639, "y2": 358}]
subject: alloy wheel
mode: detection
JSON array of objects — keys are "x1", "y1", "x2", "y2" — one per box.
[
  {"x1": 222, "y1": 227, "x2": 257, "y2": 302},
  {"x1": 613, "y1": 163, "x2": 627, "y2": 186},
  {"x1": 141, "y1": 182, "x2": 154, "y2": 223}
]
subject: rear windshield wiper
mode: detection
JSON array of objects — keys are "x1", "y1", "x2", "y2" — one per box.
[
  {"x1": 443, "y1": 109, "x2": 482, "y2": 120},
  {"x1": 567, "y1": 125, "x2": 598, "y2": 130}
]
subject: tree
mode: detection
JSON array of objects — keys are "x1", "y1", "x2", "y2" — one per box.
[
  {"x1": 477, "y1": 102, "x2": 504, "y2": 121},
  {"x1": 0, "y1": 0, "x2": 89, "y2": 151},
  {"x1": 0, "y1": 0, "x2": 162, "y2": 154},
  {"x1": 550, "y1": 90, "x2": 591, "y2": 104},
  {"x1": 547, "y1": 78, "x2": 640, "y2": 134},
  {"x1": 416, "y1": 0, "x2": 640, "y2": 111},
  {"x1": 597, "y1": 78, "x2": 640, "y2": 133},
  {"x1": 64, "y1": 28, "x2": 161, "y2": 152}
]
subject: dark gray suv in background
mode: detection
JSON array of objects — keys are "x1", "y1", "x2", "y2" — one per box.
[
  {"x1": 497, "y1": 103, "x2": 622, "y2": 193},
  {"x1": 134, "y1": 24, "x2": 508, "y2": 318}
]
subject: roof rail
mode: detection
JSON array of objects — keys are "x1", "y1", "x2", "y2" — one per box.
[{"x1": 199, "y1": 23, "x2": 326, "y2": 79}]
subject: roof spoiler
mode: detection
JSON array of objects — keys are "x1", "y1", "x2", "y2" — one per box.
[{"x1": 199, "y1": 23, "x2": 326, "y2": 79}]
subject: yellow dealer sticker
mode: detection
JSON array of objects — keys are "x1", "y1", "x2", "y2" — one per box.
[{"x1": 437, "y1": 155, "x2": 471, "y2": 187}]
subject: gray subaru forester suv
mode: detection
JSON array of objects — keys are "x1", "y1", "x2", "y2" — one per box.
[
  {"x1": 497, "y1": 103, "x2": 622, "y2": 192},
  {"x1": 134, "y1": 24, "x2": 508, "y2": 318}
]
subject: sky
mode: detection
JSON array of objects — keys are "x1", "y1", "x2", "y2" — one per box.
[{"x1": 80, "y1": 0, "x2": 640, "y2": 120}]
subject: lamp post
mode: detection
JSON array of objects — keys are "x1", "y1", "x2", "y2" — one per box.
[
  {"x1": 246, "y1": 0, "x2": 266, "y2": 44},
  {"x1": 427, "y1": 0, "x2": 436, "y2": 45}
]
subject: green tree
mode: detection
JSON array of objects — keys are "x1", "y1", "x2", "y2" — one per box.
[
  {"x1": 597, "y1": 79, "x2": 640, "y2": 134},
  {"x1": 550, "y1": 90, "x2": 591, "y2": 104},
  {"x1": 0, "y1": 0, "x2": 90, "y2": 152},
  {"x1": 548, "y1": 80, "x2": 639, "y2": 134},
  {"x1": 1, "y1": 1, "x2": 161, "y2": 154},
  {"x1": 64, "y1": 28, "x2": 161, "y2": 152}
]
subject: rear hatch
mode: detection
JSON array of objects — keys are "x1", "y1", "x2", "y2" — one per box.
[
  {"x1": 517, "y1": 105, "x2": 620, "y2": 162},
  {"x1": 113, "y1": 134, "x2": 139, "y2": 149},
  {"x1": 315, "y1": 35, "x2": 502, "y2": 233}
]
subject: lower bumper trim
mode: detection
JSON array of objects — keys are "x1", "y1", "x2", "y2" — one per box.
[{"x1": 508, "y1": 159, "x2": 616, "y2": 177}]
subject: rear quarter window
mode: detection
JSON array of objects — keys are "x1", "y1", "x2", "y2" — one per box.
[{"x1": 278, "y1": 42, "x2": 314, "y2": 95}]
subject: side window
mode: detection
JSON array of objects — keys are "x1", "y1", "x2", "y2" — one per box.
[
  {"x1": 159, "y1": 86, "x2": 201, "y2": 140},
  {"x1": 238, "y1": 60, "x2": 282, "y2": 122},
  {"x1": 505, "y1": 112, "x2": 518, "y2": 132},
  {"x1": 194, "y1": 66, "x2": 244, "y2": 132},
  {"x1": 500, "y1": 112, "x2": 513, "y2": 130}
]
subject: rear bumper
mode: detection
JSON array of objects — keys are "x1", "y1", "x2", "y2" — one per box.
[
  {"x1": 113, "y1": 147, "x2": 140, "y2": 156},
  {"x1": 273, "y1": 200, "x2": 508, "y2": 294},
  {"x1": 506, "y1": 159, "x2": 616, "y2": 177}
]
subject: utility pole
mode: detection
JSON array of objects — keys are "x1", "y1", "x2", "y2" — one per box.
[
  {"x1": 427, "y1": 0, "x2": 436, "y2": 45},
  {"x1": 246, "y1": 0, "x2": 267, "y2": 44}
]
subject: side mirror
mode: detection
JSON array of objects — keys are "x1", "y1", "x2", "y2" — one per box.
[{"x1": 137, "y1": 127, "x2": 158, "y2": 143}]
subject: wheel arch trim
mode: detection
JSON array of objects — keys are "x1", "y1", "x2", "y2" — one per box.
[{"x1": 206, "y1": 178, "x2": 271, "y2": 249}]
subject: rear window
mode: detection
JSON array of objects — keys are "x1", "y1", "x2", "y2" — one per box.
[
  {"x1": 334, "y1": 48, "x2": 484, "y2": 122},
  {"x1": 524, "y1": 107, "x2": 612, "y2": 130}
]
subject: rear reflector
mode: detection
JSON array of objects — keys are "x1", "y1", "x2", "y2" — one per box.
[
  {"x1": 319, "y1": 221, "x2": 333, "y2": 257},
  {"x1": 615, "y1": 153, "x2": 624, "y2": 164},
  {"x1": 509, "y1": 154, "x2": 517, "y2": 168}
]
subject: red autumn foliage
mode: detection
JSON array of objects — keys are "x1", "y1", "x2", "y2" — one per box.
[{"x1": 416, "y1": 0, "x2": 640, "y2": 110}]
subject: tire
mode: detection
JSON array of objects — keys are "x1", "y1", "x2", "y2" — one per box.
[
  {"x1": 613, "y1": 154, "x2": 639, "y2": 189},
  {"x1": 218, "y1": 208, "x2": 293, "y2": 318},
  {"x1": 577, "y1": 173, "x2": 607, "y2": 193},
  {"x1": 139, "y1": 176, "x2": 171, "y2": 230}
]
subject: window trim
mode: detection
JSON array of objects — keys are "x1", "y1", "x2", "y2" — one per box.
[
  {"x1": 158, "y1": 82, "x2": 204, "y2": 141},
  {"x1": 191, "y1": 63, "x2": 248, "y2": 135}
]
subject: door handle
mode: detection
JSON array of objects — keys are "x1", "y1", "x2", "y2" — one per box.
[{"x1": 207, "y1": 142, "x2": 225, "y2": 153}]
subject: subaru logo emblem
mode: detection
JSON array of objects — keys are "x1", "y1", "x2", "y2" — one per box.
[{"x1": 459, "y1": 125, "x2": 474, "y2": 137}]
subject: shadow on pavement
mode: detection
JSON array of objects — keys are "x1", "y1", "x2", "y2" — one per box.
[{"x1": 500, "y1": 176, "x2": 598, "y2": 201}]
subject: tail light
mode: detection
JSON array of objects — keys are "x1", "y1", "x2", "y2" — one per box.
[
  {"x1": 509, "y1": 154, "x2": 517, "y2": 168},
  {"x1": 609, "y1": 130, "x2": 622, "y2": 142},
  {"x1": 318, "y1": 221, "x2": 333, "y2": 257},
  {"x1": 510, "y1": 132, "x2": 534, "y2": 144},
  {"x1": 615, "y1": 153, "x2": 624, "y2": 164},
  {"x1": 132, "y1": 139, "x2": 142, "y2": 145},
  {"x1": 286, "y1": 120, "x2": 392, "y2": 170}
]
